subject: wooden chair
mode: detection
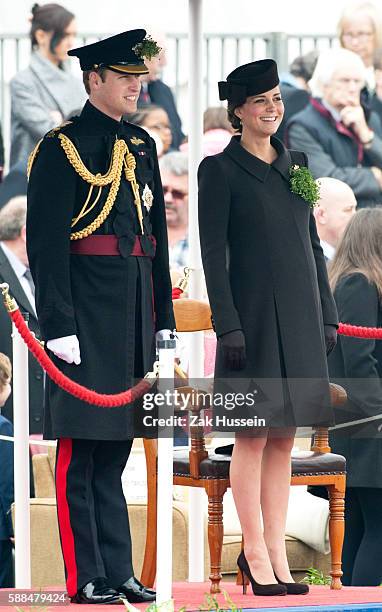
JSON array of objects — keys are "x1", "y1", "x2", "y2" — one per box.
[{"x1": 140, "y1": 298, "x2": 346, "y2": 593}]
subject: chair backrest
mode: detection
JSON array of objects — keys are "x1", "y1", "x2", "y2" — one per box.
[{"x1": 173, "y1": 298, "x2": 212, "y2": 332}]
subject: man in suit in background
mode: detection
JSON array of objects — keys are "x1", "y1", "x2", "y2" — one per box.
[
  {"x1": 0, "y1": 161, "x2": 28, "y2": 210},
  {"x1": 139, "y1": 31, "x2": 185, "y2": 150},
  {"x1": 276, "y1": 50, "x2": 318, "y2": 142},
  {"x1": 313, "y1": 177, "x2": 357, "y2": 261},
  {"x1": 0, "y1": 196, "x2": 44, "y2": 434}
]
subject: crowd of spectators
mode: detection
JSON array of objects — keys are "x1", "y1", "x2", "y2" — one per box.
[{"x1": 1, "y1": 0, "x2": 382, "y2": 589}]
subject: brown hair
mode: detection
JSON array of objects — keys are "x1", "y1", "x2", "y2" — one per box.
[
  {"x1": 329, "y1": 207, "x2": 382, "y2": 297},
  {"x1": 227, "y1": 102, "x2": 242, "y2": 133},
  {"x1": 203, "y1": 106, "x2": 232, "y2": 132},
  {"x1": 126, "y1": 105, "x2": 164, "y2": 125},
  {"x1": 0, "y1": 353, "x2": 11, "y2": 389},
  {"x1": 30, "y1": 3, "x2": 74, "y2": 53},
  {"x1": 82, "y1": 67, "x2": 108, "y2": 94}
]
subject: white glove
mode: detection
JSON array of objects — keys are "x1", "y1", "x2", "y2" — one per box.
[{"x1": 47, "y1": 335, "x2": 81, "y2": 365}]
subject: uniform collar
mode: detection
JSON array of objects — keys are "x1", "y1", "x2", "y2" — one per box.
[
  {"x1": 80, "y1": 100, "x2": 124, "y2": 133},
  {"x1": 223, "y1": 134, "x2": 292, "y2": 182}
]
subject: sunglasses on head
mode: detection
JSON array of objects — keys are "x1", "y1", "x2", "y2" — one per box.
[{"x1": 162, "y1": 186, "x2": 188, "y2": 200}]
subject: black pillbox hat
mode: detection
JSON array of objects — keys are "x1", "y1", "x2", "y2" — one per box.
[
  {"x1": 218, "y1": 59, "x2": 279, "y2": 105},
  {"x1": 68, "y1": 29, "x2": 149, "y2": 74}
]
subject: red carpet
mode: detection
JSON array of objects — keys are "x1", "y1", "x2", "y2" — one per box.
[{"x1": 1, "y1": 583, "x2": 382, "y2": 611}]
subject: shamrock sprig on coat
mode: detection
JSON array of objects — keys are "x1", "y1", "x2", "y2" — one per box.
[{"x1": 289, "y1": 164, "x2": 320, "y2": 208}]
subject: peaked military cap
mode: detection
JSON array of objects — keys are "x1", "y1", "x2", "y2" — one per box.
[
  {"x1": 218, "y1": 59, "x2": 279, "y2": 105},
  {"x1": 68, "y1": 29, "x2": 149, "y2": 74}
]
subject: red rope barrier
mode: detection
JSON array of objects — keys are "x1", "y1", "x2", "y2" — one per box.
[
  {"x1": 10, "y1": 308, "x2": 154, "y2": 407},
  {"x1": 172, "y1": 287, "x2": 182, "y2": 300},
  {"x1": 6, "y1": 269, "x2": 382, "y2": 409},
  {"x1": 338, "y1": 322, "x2": 382, "y2": 339}
]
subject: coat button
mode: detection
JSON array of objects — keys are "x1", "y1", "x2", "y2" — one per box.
[
  {"x1": 33, "y1": 416, "x2": 41, "y2": 422},
  {"x1": 35, "y1": 372, "x2": 42, "y2": 380}
]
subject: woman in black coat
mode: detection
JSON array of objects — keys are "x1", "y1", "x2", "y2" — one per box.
[
  {"x1": 198, "y1": 60, "x2": 338, "y2": 598},
  {"x1": 328, "y1": 208, "x2": 382, "y2": 586}
]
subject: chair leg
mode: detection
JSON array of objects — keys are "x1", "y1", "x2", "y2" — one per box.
[
  {"x1": 327, "y1": 478, "x2": 345, "y2": 590},
  {"x1": 205, "y1": 480, "x2": 228, "y2": 594},
  {"x1": 140, "y1": 439, "x2": 158, "y2": 587}
]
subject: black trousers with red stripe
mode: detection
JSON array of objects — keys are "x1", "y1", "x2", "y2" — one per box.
[{"x1": 55, "y1": 437, "x2": 134, "y2": 597}]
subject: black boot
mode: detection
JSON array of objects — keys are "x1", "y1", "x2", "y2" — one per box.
[
  {"x1": 71, "y1": 577, "x2": 123, "y2": 604},
  {"x1": 118, "y1": 576, "x2": 156, "y2": 603}
]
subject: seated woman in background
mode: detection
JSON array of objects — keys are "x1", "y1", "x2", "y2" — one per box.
[
  {"x1": 9, "y1": 3, "x2": 86, "y2": 168},
  {"x1": 126, "y1": 105, "x2": 172, "y2": 156},
  {"x1": 181, "y1": 106, "x2": 233, "y2": 157},
  {"x1": 337, "y1": 0, "x2": 382, "y2": 97},
  {"x1": 328, "y1": 207, "x2": 382, "y2": 586}
]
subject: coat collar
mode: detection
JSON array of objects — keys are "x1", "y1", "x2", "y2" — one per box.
[
  {"x1": 79, "y1": 100, "x2": 124, "y2": 134},
  {"x1": 223, "y1": 134, "x2": 292, "y2": 182},
  {"x1": 29, "y1": 51, "x2": 84, "y2": 116}
]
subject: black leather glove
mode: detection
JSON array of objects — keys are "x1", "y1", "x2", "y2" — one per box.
[
  {"x1": 218, "y1": 329, "x2": 246, "y2": 371},
  {"x1": 324, "y1": 324, "x2": 337, "y2": 356}
]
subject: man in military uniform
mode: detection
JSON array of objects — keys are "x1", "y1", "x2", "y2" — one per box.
[{"x1": 27, "y1": 30, "x2": 175, "y2": 604}]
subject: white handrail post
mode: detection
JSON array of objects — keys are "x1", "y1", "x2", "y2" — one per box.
[
  {"x1": 12, "y1": 315, "x2": 31, "y2": 588},
  {"x1": 156, "y1": 338, "x2": 176, "y2": 604},
  {"x1": 188, "y1": 0, "x2": 205, "y2": 583}
]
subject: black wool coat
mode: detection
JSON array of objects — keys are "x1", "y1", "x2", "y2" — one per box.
[
  {"x1": 198, "y1": 135, "x2": 338, "y2": 428},
  {"x1": 27, "y1": 101, "x2": 175, "y2": 440},
  {"x1": 0, "y1": 245, "x2": 44, "y2": 433},
  {"x1": 328, "y1": 273, "x2": 382, "y2": 488}
]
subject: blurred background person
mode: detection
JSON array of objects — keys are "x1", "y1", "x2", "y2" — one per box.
[
  {"x1": 276, "y1": 50, "x2": 318, "y2": 142},
  {"x1": 328, "y1": 208, "x2": 382, "y2": 586},
  {"x1": 9, "y1": 2, "x2": 86, "y2": 168},
  {"x1": 338, "y1": 1, "x2": 382, "y2": 95},
  {"x1": 287, "y1": 48, "x2": 382, "y2": 208},
  {"x1": 127, "y1": 105, "x2": 172, "y2": 156},
  {"x1": 0, "y1": 161, "x2": 28, "y2": 210},
  {"x1": 313, "y1": 177, "x2": 357, "y2": 260},
  {"x1": 371, "y1": 48, "x2": 382, "y2": 125},
  {"x1": 0, "y1": 354, "x2": 14, "y2": 588},
  {"x1": 159, "y1": 151, "x2": 189, "y2": 270},
  {"x1": 181, "y1": 106, "x2": 233, "y2": 156},
  {"x1": 0, "y1": 123, "x2": 4, "y2": 183},
  {"x1": 200, "y1": 106, "x2": 233, "y2": 155},
  {"x1": 0, "y1": 196, "x2": 44, "y2": 435},
  {"x1": 138, "y1": 31, "x2": 185, "y2": 149}
]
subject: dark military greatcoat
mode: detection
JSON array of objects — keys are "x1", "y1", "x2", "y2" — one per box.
[
  {"x1": 27, "y1": 101, "x2": 175, "y2": 440},
  {"x1": 198, "y1": 135, "x2": 338, "y2": 428}
]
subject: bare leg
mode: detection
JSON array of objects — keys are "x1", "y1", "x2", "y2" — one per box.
[
  {"x1": 230, "y1": 432, "x2": 278, "y2": 584},
  {"x1": 261, "y1": 428, "x2": 295, "y2": 582}
]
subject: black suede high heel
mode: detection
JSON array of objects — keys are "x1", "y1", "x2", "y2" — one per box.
[
  {"x1": 237, "y1": 551, "x2": 287, "y2": 596},
  {"x1": 274, "y1": 573, "x2": 309, "y2": 595}
]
